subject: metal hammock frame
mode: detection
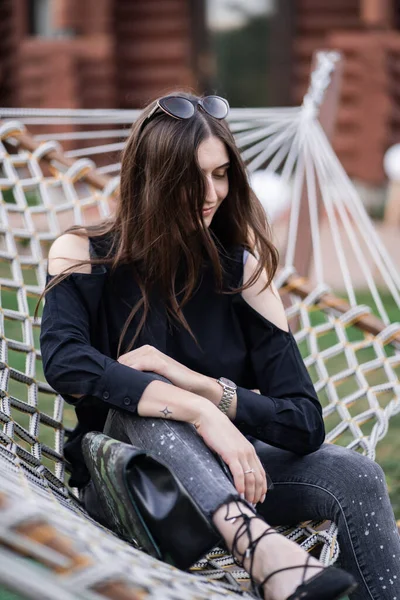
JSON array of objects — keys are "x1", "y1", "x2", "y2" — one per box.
[{"x1": 0, "y1": 51, "x2": 399, "y2": 599}]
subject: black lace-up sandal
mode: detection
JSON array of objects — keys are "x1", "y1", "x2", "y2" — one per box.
[{"x1": 224, "y1": 500, "x2": 358, "y2": 600}]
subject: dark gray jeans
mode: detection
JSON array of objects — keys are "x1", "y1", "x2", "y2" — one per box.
[{"x1": 82, "y1": 409, "x2": 400, "y2": 600}]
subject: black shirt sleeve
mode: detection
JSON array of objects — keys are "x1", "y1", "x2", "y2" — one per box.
[
  {"x1": 40, "y1": 270, "x2": 169, "y2": 411},
  {"x1": 232, "y1": 294, "x2": 325, "y2": 454}
]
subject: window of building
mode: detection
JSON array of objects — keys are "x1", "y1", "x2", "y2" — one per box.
[
  {"x1": 28, "y1": 0, "x2": 52, "y2": 36},
  {"x1": 27, "y1": 0, "x2": 76, "y2": 38}
]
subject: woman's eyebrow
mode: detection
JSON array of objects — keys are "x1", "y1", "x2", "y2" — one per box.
[{"x1": 214, "y1": 162, "x2": 230, "y2": 170}]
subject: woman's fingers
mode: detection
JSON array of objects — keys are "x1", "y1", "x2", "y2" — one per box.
[
  {"x1": 118, "y1": 354, "x2": 166, "y2": 374},
  {"x1": 253, "y1": 463, "x2": 266, "y2": 504},
  {"x1": 241, "y1": 451, "x2": 267, "y2": 504},
  {"x1": 246, "y1": 466, "x2": 266, "y2": 504},
  {"x1": 226, "y1": 450, "x2": 267, "y2": 504},
  {"x1": 196, "y1": 411, "x2": 268, "y2": 505},
  {"x1": 248, "y1": 453, "x2": 267, "y2": 503},
  {"x1": 228, "y1": 458, "x2": 245, "y2": 497},
  {"x1": 254, "y1": 453, "x2": 268, "y2": 498},
  {"x1": 242, "y1": 466, "x2": 256, "y2": 503}
]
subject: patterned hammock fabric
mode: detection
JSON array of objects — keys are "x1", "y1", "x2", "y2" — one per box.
[{"x1": 0, "y1": 55, "x2": 400, "y2": 599}]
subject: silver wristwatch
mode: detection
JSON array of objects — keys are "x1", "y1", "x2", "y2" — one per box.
[{"x1": 216, "y1": 377, "x2": 237, "y2": 415}]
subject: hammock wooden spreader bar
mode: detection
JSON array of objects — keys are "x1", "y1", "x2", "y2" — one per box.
[
  {"x1": 282, "y1": 275, "x2": 400, "y2": 348},
  {"x1": 1, "y1": 120, "x2": 112, "y2": 192}
]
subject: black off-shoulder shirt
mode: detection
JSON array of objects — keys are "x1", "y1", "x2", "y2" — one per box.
[{"x1": 40, "y1": 236, "x2": 325, "y2": 488}]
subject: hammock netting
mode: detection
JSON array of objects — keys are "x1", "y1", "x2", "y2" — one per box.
[{"x1": 0, "y1": 51, "x2": 399, "y2": 599}]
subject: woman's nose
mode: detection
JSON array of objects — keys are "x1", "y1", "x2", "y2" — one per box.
[{"x1": 206, "y1": 176, "x2": 218, "y2": 203}]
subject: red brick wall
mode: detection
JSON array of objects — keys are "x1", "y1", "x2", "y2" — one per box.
[
  {"x1": 292, "y1": 0, "x2": 362, "y2": 105},
  {"x1": 2, "y1": 0, "x2": 195, "y2": 112},
  {"x1": 52, "y1": 0, "x2": 112, "y2": 35},
  {"x1": 16, "y1": 37, "x2": 116, "y2": 109},
  {"x1": 113, "y1": 0, "x2": 195, "y2": 108}
]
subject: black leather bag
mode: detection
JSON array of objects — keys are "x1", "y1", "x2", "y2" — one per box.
[{"x1": 81, "y1": 431, "x2": 221, "y2": 570}]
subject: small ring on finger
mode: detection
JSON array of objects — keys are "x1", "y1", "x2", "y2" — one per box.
[{"x1": 244, "y1": 468, "x2": 255, "y2": 475}]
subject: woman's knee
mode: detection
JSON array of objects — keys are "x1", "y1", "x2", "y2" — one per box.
[{"x1": 316, "y1": 444, "x2": 386, "y2": 496}]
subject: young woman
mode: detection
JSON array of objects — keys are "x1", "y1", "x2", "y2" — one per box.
[{"x1": 40, "y1": 93, "x2": 400, "y2": 600}]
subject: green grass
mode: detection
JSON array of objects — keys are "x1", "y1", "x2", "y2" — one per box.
[{"x1": 0, "y1": 589, "x2": 26, "y2": 600}]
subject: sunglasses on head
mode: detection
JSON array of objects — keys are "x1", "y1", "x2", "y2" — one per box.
[{"x1": 141, "y1": 95, "x2": 230, "y2": 131}]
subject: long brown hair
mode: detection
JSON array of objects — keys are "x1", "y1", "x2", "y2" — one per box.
[{"x1": 41, "y1": 91, "x2": 279, "y2": 355}]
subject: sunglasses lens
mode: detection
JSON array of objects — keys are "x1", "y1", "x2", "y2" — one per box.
[
  {"x1": 202, "y1": 96, "x2": 229, "y2": 119},
  {"x1": 160, "y1": 97, "x2": 194, "y2": 119}
]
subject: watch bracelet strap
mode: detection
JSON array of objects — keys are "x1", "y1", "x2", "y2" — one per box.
[{"x1": 218, "y1": 387, "x2": 235, "y2": 415}]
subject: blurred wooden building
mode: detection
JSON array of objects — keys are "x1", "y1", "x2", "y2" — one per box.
[
  {"x1": 293, "y1": 0, "x2": 400, "y2": 184},
  {"x1": 1, "y1": 0, "x2": 400, "y2": 184},
  {"x1": 0, "y1": 0, "x2": 204, "y2": 111}
]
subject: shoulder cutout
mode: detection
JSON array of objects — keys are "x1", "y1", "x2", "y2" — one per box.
[
  {"x1": 241, "y1": 252, "x2": 289, "y2": 333},
  {"x1": 48, "y1": 233, "x2": 91, "y2": 276}
]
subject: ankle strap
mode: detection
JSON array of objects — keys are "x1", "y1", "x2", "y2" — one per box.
[
  {"x1": 261, "y1": 553, "x2": 324, "y2": 588},
  {"x1": 223, "y1": 500, "x2": 280, "y2": 591}
]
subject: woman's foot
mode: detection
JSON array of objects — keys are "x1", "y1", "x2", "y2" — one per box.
[
  {"x1": 255, "y1": 533, "x2": 324, "y2": 599},
  {"x1": 213, "y1": 500, "x2": 341, "y2": 600}
]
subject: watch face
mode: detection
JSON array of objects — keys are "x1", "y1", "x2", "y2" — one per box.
[{"x1": 220, "y1": 377, "x2": 236, "y2": 388}]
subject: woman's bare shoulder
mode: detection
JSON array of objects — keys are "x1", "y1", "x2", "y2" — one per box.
[
  {"x1": 48, "y1": 232, "x2": 91, "y2": 276},
  {"x1": 241, "y1": 252, "x2": 289, "y2": 333}
]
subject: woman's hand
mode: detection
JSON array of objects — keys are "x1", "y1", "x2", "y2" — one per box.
[
  {"x1": 122, "y1": 347, "x2": 266, "y2": 502},
  {"x1": 194, "y1": 404, "x2": 268, "y2": 505},
  {"x1": 118, "y1": 345, "x2": 209, "y2": 395}
]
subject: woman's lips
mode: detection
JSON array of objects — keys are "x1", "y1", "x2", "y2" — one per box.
[{"x1": 202, "y1": 206, "x2": 215, "y2": 215}]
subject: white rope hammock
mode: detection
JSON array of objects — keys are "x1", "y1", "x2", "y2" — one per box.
[{"x1": 0, "y1": 50, "x2": 399, "y2": 599}]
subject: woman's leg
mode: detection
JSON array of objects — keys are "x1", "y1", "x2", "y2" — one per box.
[
  {"x1": 102, "y1": 408, "x2": 239, "y2": 518},
  {"x1": 95, "y1": 410, "x2": 351, "y2": 600},
  {"x1": 252, "y1": 440, "x2": 400, "y2": 600}
]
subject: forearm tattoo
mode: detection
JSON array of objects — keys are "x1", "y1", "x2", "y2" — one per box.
[{"x1": 160, "y1": 406, "x2": 173, "y2": 418}]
